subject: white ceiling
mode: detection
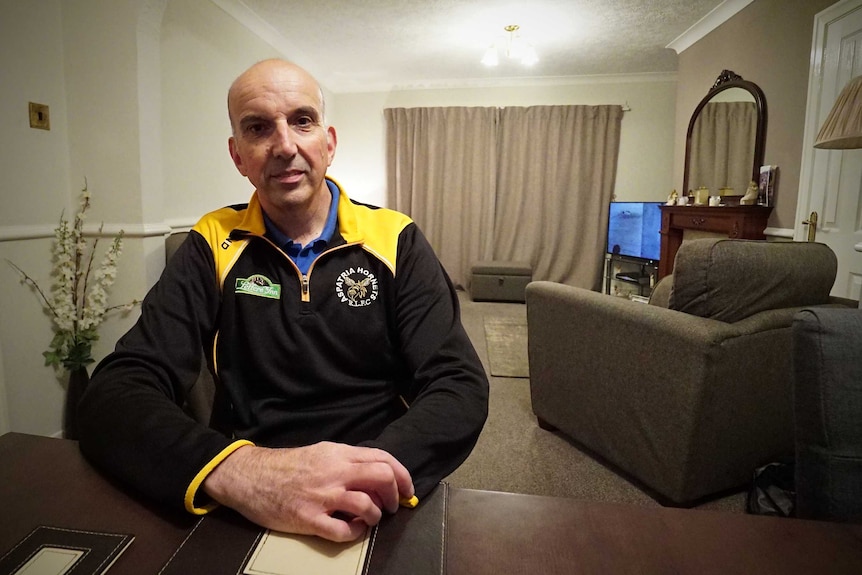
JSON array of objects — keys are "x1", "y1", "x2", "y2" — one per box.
[{"x1": 221, "y1": 0, "x2": 750, "y2": 93}]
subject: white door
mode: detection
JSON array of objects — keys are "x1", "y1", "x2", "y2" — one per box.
[{"x1": 795, "y1": 0, "x2": 862, "y2": 302}]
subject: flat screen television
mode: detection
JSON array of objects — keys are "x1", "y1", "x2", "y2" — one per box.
[{"x1": 606, "y1": 201, "x2": 662, "y2": 263}]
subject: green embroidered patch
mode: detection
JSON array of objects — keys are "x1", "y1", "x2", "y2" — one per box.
[{"x1": 235, "y1": 275, "x2": 281, "y2": 299}]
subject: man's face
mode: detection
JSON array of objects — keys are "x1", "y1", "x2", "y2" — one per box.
[{"x1": 228, "y1": 61, "x2": 336, "y2": 215}]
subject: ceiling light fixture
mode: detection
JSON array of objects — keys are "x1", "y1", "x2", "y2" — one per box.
[{"x1": 481, "y1": 24, "x2": 538, "y2": 67}]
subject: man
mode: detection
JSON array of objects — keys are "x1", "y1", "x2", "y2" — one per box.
[{"x1": 78, "y1": 59, "x2": 489, "y2": 543}]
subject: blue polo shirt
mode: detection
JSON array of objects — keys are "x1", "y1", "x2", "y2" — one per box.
[{"x1": 262, "y1": 180, "x2": 340, "y2": 274}]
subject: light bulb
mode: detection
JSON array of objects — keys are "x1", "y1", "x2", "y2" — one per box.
[
  {"x1": 507, "y1": 35, "x2": 523, "y2": 59},
  {"x1": 481, "y1": 46, "x2": 499, "y2": 66},
  {"x1": 521, "y1": 45, "x2": 538, "y2": 66}
]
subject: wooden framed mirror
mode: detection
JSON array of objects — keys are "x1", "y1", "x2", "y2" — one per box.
[{"x1": 682, "y1": 70, "x2": 767, "y2": 198}]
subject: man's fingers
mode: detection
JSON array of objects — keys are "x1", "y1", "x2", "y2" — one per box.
[
  {"x1": 347, "y1": 461, "x2": 402, "y2": 513},
  {"x1": 332, "y1": 490, "x2": 384, "y2": 526},
  {"x1": 350, "y1": 447, "x2": 415, "y2": 504},
  {"x1": 313, "y1": 513, "x2": 371, "y2": 543}
]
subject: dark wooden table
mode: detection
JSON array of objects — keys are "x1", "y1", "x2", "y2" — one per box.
[
  {"x1": 446, "y1": 489, "x2": 862, "y2": 574},
  {"x1": 2, "y1": 432, "x2": 861, "y2": 574}
]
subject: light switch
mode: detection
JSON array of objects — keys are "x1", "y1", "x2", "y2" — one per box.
[{"x1": 29, "y1": 102, "x2": 50, "y2": 130}]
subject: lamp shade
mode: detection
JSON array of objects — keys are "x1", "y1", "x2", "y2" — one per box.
[{"x1": 814, "y1": 75, "x2": 862, "y2": 149}]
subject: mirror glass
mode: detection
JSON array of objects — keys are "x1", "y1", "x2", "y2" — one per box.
[{"x1": 683, "y1": 71, "x2": 767, "y2": 199}]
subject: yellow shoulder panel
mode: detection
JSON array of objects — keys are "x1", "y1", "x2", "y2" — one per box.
[
  {"x1": 335, "y1": 182, "x2": 413, "y2": 277},
  {"x1": 191, "y1": 202, "x2": 256, "y2": 290}
]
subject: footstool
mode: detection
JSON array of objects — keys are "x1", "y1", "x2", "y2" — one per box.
[{"x1": 470, "y1": 261, "x2": 533, "y2": 303}]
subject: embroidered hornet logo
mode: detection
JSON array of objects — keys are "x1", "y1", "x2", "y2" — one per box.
[
  {"x1": 344, "y1": 276, "x2": 373, "y2": 301},
  {"x1": 336, "y1": 267, "x2": 379, "y2": 307}
]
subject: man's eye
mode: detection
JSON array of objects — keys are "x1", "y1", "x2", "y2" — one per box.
[
  {"x1": 242, "y1": 121, "x2": 273, "y2": 137},
  {"x1": 295, "y1": 116, "x2": 314, "y2": 129}
]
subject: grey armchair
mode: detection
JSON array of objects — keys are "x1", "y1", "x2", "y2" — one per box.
[{"x1": 527, "y1": 238, "x2": 847, "y2": 506}]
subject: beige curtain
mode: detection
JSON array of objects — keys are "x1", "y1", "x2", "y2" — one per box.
[
  {"x1": 385, "y1": 107, "x2": 498, "y2": 288},
  {"x1": 689, "y1": 101, "x2": 757, "y2": 195},
  {"x1": 494, "y1": 105, "x2": 623, "y2": 289},
  {"x1": 386, "y1": 105, "x2": 622, "y2": 290}
]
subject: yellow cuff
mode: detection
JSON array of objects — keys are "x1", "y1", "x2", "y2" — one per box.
[
  {"x1": 399, "y1": 495, "x2": 419, "y2": 508},
  {"x1": 184, "y1": 439, "x2": 254, "y2": 514}
]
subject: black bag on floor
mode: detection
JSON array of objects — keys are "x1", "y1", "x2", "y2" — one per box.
[{"x1": 746, "y1": 459, "x2": 796, "y2": 517}]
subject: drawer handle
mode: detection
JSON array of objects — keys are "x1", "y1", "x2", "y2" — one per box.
[{"x1": 690, "y1": 217, "x2": 706, "y2": 226}]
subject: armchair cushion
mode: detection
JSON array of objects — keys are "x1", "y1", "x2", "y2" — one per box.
[{"x1": 669, "y1": 239, "x2": 837, "y2": 323}]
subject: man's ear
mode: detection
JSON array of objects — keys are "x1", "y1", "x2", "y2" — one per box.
[
  {"x1": 228, "y1": 136, "x2": 248, "y2": 176},
  {"x1": 326, "y1": 126, "x2": 337, "y2": 166}
]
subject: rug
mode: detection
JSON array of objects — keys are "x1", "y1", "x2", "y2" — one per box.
[{"x1": 483, "y1": 316, "x2": 529, "y2": 378}]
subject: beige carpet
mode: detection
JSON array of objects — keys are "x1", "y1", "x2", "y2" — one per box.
[{"x1": 483, "y1": 316, "x2": 529, "y2": 378}]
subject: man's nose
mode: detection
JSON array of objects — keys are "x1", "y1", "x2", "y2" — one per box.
[{"x1": 270, "y1": 121, "x2": 298, "y2": 157}]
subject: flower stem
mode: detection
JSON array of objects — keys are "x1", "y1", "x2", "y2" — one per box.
[{"x1": 5, "y1": 259, "x2": 61, "y2": 320}]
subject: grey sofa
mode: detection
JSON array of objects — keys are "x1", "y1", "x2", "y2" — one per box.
[
  {"x1": 793, "y1": 307, "x2": 862, "y2": 522},
  {"x1": 526, "y1": 238, "x2": 849, "y2": 506}
]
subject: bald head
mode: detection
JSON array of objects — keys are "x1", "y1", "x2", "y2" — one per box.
[
  {"x1": 228, "y1": 59, "x2": 326, "y2": 134},
  {"x1": 225, "y1": 58, "x2": 337, "y2": 228}
]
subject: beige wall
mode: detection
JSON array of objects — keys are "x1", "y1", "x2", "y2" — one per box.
[
  {"x1": 1, "y1": 0, "x2": 76, "y2": 436},
  {"x1": 0, "y1": 0, "x2": 157, "y2": 436},
  {"x1": 160, "y1": 0, "x2": 277, "y2": 223},
  {"x1": 674, "y1": 0, "x2": 837, "y2": 231}
]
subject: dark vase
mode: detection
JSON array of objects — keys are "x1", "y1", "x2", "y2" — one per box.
[{"x1": 64, "y1": 366, "x2": 89, "y2": 440}]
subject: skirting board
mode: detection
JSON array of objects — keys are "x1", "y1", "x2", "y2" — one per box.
[{"x1": 764, "y1": 227, "x2": 794, "y2": 240}]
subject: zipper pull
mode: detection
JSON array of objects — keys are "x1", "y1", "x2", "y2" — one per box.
[{"x1": 301, "y1": 274, "x2": 309, "y2": 296}]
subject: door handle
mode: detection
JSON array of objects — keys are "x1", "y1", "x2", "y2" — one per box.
[{"x1": 802, "y1": 211, "x2": 818, "y2": 242}]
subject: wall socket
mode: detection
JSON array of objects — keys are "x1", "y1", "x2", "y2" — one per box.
[{"x1": 29, "y1": 102, "x2": 50, "y2": 130}]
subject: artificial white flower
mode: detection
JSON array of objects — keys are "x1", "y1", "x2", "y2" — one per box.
[{"x1": 7, "y1": 181, "x2": 139, "y2": 372}]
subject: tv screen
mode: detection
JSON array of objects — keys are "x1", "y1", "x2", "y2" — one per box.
[{"x1": 606, "y1": 202, "x2": 662, "y2": 262}]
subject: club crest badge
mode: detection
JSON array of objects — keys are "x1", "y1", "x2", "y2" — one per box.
[{"x1": 336, "y1": 267, "x2": 379, "y2": 307}]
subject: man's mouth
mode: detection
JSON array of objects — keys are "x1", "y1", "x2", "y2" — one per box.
[{"x1": 271, "y1": 169, "x2": 305, "y2": 184}]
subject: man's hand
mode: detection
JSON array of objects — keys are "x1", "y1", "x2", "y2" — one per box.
[{"x1": 202, "y1": 442, "x2": 414, "y2": 542}]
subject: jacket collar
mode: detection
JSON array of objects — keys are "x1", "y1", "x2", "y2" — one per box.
[{"x1": 232, "y1": 176, "x2": 364, "y2": 245}]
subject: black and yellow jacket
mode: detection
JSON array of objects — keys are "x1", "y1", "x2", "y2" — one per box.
[{"x1": 78, "y1": 178, "x2": 489, "y2": 514}]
